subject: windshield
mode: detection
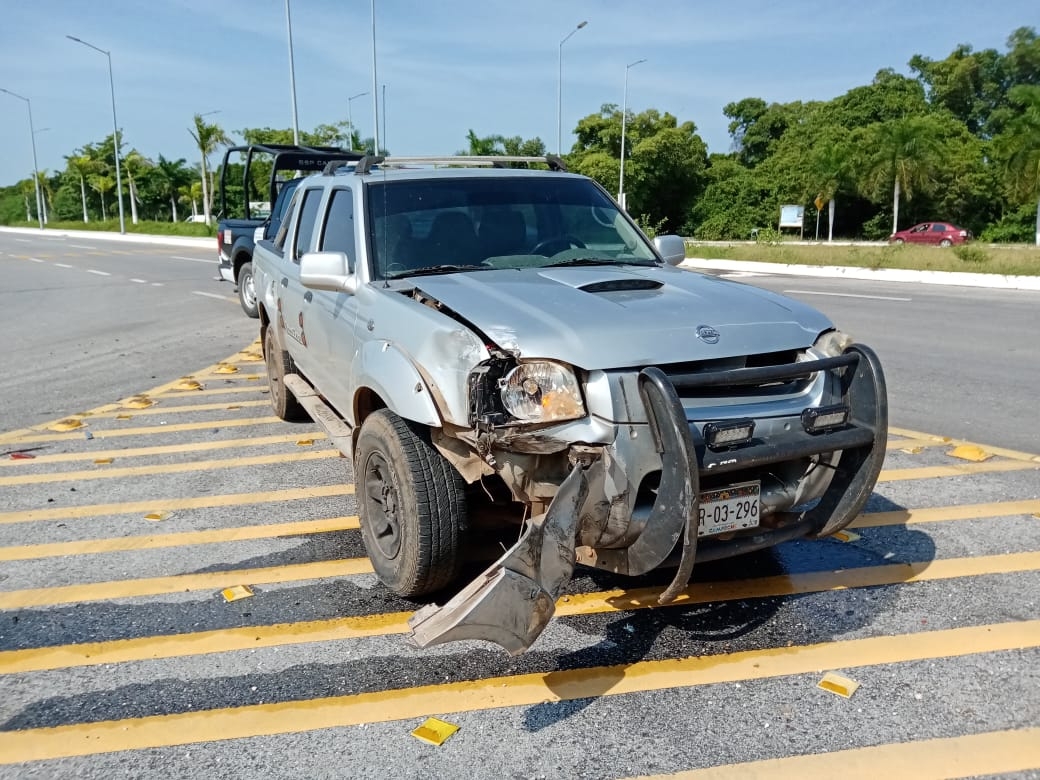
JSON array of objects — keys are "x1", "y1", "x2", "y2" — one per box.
[{"x1": 366, "y1": 176, "x2": 658, "y2": 280}]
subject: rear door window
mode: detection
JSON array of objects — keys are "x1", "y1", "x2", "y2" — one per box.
[{"x1": 292, "y1": 188, "x2": 324, "y2": 263}]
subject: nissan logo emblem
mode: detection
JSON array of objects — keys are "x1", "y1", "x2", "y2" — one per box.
[{"x1": 696, "y1": 325, "x2": 720, "y2": 344}]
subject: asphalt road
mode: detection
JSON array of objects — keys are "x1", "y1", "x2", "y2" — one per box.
[{"x1": 0, "y1": 232, "x2": 1037, "y2": 779}]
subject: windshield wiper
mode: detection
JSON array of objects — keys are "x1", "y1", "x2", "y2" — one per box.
[
  {"x1": 543, "y1": 257, "x2": 658, "y2": 268},
  {"x1": 387, "y1": 264, "x2": 490, "y2": 279}
]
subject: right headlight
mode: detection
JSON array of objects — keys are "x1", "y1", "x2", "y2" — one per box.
[{"x1": 500, "y1": 361, "x2": 585, "y2": 423}]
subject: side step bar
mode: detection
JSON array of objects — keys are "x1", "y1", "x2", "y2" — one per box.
[{"x1": 282, "y1": 374, "x2": 354, "y2": 455}]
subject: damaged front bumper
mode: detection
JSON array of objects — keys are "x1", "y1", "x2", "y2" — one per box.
[{"x1": 408, "y1": 344, "x2": 887, "y2": 655}]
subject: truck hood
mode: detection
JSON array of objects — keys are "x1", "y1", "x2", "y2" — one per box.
[{"x1": 409, "y1": 264, "x2": 833, "y2": 369}]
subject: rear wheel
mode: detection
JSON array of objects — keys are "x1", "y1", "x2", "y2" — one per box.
[
  {"x1": 356, "y1": 409, "x2": 466, "y2": 597},
  {"x1": 238, "y1": 262, "x2": 259, "y2": 318},
  {"x1": 263, "y1": 326, "x2": 307, "y2": 422}
]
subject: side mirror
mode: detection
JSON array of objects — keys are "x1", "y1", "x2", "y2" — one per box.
[
  {"x1": 654, "y1": 234, "x2": 687, "y2": 266},
  {"x1": 299, "y1": 251, "x2": 358, "y2": 294}
]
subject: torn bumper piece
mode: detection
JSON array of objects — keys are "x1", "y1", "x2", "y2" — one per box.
[
  {"x1": 408, "y1": 367, "x2": 700, "y2": 655},
  {"x1": 407, "y1": 345, "x2": 886, "y2": 655}
]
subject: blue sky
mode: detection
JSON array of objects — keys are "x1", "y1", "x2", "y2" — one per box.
[{"x1": 0, "y1": 0, "x2": 1036, "y2": 188}]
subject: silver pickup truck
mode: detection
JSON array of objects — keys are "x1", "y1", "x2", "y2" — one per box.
[{"x1": 251, "y1": 155, "x2": 887, "y2": 655}]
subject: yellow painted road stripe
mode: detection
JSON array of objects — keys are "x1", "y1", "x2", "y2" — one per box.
[
  {"x1": 852, "y1": 498, "x2": 1040, "y2": 529},
  {"x1": 0, "y1": 348, "x2": 266, "y2": 445},
  {"x1": 0, "y1": 558, "x2": 374, "y2": 609},
  {"x1": 72, "y1": 399, "x2": 270, "y2": 419},
  {"x1": 889, "y1": 426, "x2": 1040, "y2": 463},
  {"x1": 0, "y1": 449, "x2": 342, "y2": 486},
  {"x1": 0, "y1": 484, "x2": 354, "y2": 525},
  {"x1": 3, "y1": 497, "x2": 1035, "y2": 563},
  {"x1": 624, "y1": 727, "x2": 1040, "y2": 780},
  {"x1": 0, "y1": 432, "x2": 327, "y2": 466},
  {"x1": 6, "y1": 416, "x2": 284, "y2": 445},
  {"x1": 877, "y1": 459, "x2": 1037, "y2": 481},
  {"x1": 160, "y1": 386, "x2": 271, "y2": 399},
  {"x1": 0, "y1": 621, "x2": 1035, "y2": 764},
  {"x1": 884, "y1": 436, "x2": 948, "y2": 451},
  {"x1": 0, "y1": 516, "x2": 360, "y2": 561},
  {"x1": 4, "y1": 551, "x2": 1037, "y2": 673}
]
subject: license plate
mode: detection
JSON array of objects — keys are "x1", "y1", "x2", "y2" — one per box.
[{"x1": 697, "y1": 481, "x2": 760, "y2": 537}]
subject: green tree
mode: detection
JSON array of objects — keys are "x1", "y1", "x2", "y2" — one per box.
[
  {"x1": 994, "y1": 85, "x2": 1040, "y2": 245},
  {"x1": 64, "y1": 153, "x2": 96, "y2": 222},
  {"x1": 122, "y1": 150, "x2": 152, "y2": 225},
  {"x1": 188, "y1": 113, "x2": 231, "y2": 225},
  {"x1": 858, "y1": 115, "x2": 945, "y2": 234},
  {"x1": 88, "y1": 173, "x2": 115, "y2": 220},
  {"x1": 805, "y1": 132, "x2": 855, "y2": 241},
  {"x1": 152, "y1": 155, "x2": 193, "y2": 222}
]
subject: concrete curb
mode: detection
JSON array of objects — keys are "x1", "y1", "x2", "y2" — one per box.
[
  {"x1": 681, "y1": 257, "x2": 1040, "y2": 291},
  {"x1": 0, "y1": 226, "x2": 212, "y2": 249}
]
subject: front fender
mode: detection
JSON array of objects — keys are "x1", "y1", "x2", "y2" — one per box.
[{"x1": 354, "y1": 340, "x2": 441, "y2": 427}]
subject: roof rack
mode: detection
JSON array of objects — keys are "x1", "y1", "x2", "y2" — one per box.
[{"x1": 351, "y1": 154, "x2": 568, "y2": 175}]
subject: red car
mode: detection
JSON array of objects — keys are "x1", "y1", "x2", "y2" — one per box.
[{"x1": 889, "y1": 221, "x2": 972, "y2": 247}]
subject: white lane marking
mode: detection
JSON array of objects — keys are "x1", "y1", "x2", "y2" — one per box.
[
  {"x1": 721, "y1": 271, "x2": 766, "y2": 278},
  {"x1": 151, "y1": 282, "x2": 163, "y2": 287},
  {"x1": 87, "y1": 269, "x2": 111, "y2": 276},
  {"x1": 14, "y1": 238, "x2": 31, "y2": 243},
  {"x1": 30, "y1": 257, "x2": 44, "y2": 263},
  {"x1": 69, "y1": 244, "x2": 95, "y2": 249},
  {"x1": 172, "y1": 255, "x2": 213, "y2": 264},
  {"x1": 192, "y1": 291, "x2": 235, "y2": 301},
  {"x1": 783, "y1": 289, "x2": 912, "y2": 302},
  {"x1": 131, "y1": 278, "x2": 147, "y2": 284},
  {"x1": 55, "y1": 263, "x2": 73, "y2": 268}
]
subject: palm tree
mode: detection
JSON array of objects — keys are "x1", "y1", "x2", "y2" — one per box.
[
  {"x1": 994, "y1": 85, "x2": 1040, "y2": 246},
  {"x1": 65, "y1": 153, "x2": 96, "y2": 222},
  {"x1": 806, "y1": 135, "x2": 853, "y2": 241},
  {"x1": 153, "y1": 155, "x2": 192, "y2": 222},
  {"x1": 33, "y1": 170, "x2": 53, "y2": 224},
  {"x1": 88, "y1": 174, "x2": 115, "y2": 221},
  {"x1": 462, "y1": 129, "x2": 505, "y2": 155},
  {"x1": 17, "y1": 179, "x2": 34, "y2": 222},
  {"x1": 188, "y1": 113, "x2": 231, "y2": 225},
  {"x1": 860, "y1": 115, "x2": 944, "y2": 234},
  {"x1": 122, "y1": 150, "x2": 152, "y2": 225}
]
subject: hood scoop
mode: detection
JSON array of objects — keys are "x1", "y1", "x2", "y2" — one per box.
[{"x1": 578, "y1": 278, "x2": 663, "y2": 294}]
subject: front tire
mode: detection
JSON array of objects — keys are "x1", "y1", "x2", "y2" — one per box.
[
  {"x1": 263, "y1": 326, "x2": 307, "y2": 422},
  {"x1": 939, "y1": 238, "x2": 952, "y2": 248},
  {"x1": 238, "y1": 262, "x2": 259, "y2": 318},
  {"x1": 356, "y1": 409, "x2": 466, "y2": 597}
]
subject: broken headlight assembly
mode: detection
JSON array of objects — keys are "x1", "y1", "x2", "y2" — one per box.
[{"x1": 499, "y1": 361, "x2": 585, "y2": 423}]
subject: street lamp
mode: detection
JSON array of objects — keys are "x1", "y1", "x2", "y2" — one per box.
[
  {"x1": 285, "y1": 0, "x2": 300, "y2": 145},
  {"x1": 557, "y1": 20, "x2": 588, "y2": 156},
  {"x1": 0, "y1": 87, "x2": 44, "y2": 230},
  {"x1": 370, "y1": 0, "x2": 380, "y2": 154},
  {"x1": 618, "y1": 58, "x2": 646, "y2": 210},
  {"x1": 67, "y1": 35, "x2": 126, "y2": 234},
  {"x1": 348, "y1": 91, "x2": 368, "y2": 149}
]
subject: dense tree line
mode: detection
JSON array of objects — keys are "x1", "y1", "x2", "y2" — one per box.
[{"x1": 2, "y1": 27, "x2": 1038, "y2": 243}]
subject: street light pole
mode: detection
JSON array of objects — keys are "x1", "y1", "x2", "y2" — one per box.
[
  {"x1": 285, "y1": 0, "x2": 300, "y2": 145},
  {"x1": 0, "y1": 87, "x2": 44, "y2": 229},
  {"x1": 370, "y1": 0, "x2": 380, "y2": 154},
  {"x1": 347, "y1": 91, "x2": 368, "y2": 149},
  {"x1": 557, "y1": 20, "x2": 587, "y2": 156},
  {"x1": 67, "y1": 35, "x2": 125, "y2": 234},
  {"x1": 618, "y1": 57, "x2": 646, "y2": 210}
]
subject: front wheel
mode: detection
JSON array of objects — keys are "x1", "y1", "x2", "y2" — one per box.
[
  {"x1": 356, "y1": 409, "x2": 467, "y2": 597},
  {"x1": 939, "y1": 238, "x2": 952, "y2": 248},
  {"x1": 892, "y1": 238, "x2": 905, "y2": 245},
  {"x1": 238, "y1": 262, "x2": 259, "y2": 318}
]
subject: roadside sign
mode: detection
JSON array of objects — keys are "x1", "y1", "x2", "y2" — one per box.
[{"x1": 814, "y1": 194, "x2": 825, "y2": 211}]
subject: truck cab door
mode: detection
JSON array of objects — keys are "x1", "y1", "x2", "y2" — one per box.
[
  {"x1": 303, "y1": 186, "x2": 361, "y2": 417},
  {"x1": 272, "y1": 186, "x2": 326, "y2": 385}
]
